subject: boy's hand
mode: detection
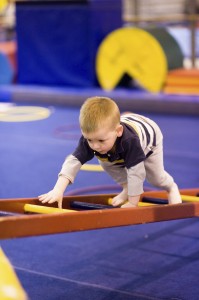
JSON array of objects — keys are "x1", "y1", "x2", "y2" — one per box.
[
  {"x1": 38, "y1": 189, "x2": 63, "y2": 209},
  {"x1": 121, "y1": 195, "x2": 140, "y2": 208},
  {"x1": 38, "y1": 176, "x2": 70, "y2": 209}
]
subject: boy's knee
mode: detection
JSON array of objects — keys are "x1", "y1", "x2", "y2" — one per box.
[{"x1": 148, "y1": 175, "x2": 171, "y2": 188}]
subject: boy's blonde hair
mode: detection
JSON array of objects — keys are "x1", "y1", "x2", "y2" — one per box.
[{"x1": 79, "y1": 96, "x2": 120, "y2": 133}]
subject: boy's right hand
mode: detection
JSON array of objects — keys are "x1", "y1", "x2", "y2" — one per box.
[{"x1": 38, "y1": 189, "x2": 63, "y2": 209}]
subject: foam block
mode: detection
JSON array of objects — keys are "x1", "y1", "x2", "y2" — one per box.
[
  {"x1": 70, "y1": 201, "x2": 113, "y2": 210},
  {"x1": 24, "y1": 204, "x2": 76, "y2": 214}
]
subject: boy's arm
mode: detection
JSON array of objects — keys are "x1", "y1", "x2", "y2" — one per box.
[
  {"x1": 38, "y1": 155, "x2": 82, "y2": 208},
  {"x1": 120, "y1": 161, "x2": 145, "y2": 207},
  {"x1": 127, "y1": 161, "x2": 146, "y2": 197}
]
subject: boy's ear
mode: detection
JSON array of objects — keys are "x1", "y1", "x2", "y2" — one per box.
[{"x1": 116, "y1": 124, "x2": 123, "y2": 137}]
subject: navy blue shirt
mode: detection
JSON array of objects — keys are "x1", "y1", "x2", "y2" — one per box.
[{"x1": 72, "y1": 122, "x2": 146, "y2": 169}]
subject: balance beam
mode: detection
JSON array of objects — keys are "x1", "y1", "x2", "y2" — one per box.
[
  {"x1": 0, "y1": 188, "x2": 198, "y2": 239},
  {"x1": 1, "y1": 201, "x2": 199, "y2": 239}
]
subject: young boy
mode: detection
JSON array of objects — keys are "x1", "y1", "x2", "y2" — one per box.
[{"x1": 38, "y1": 96, "x2": 182, "y2": 208}]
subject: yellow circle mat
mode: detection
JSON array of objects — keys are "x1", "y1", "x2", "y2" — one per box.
[
  {"x1": 96, "y1": 27, "x2": 167, "y2": 92},
  {"x1": 0, "y1": 106, "x2": 51, "y2": 122}
]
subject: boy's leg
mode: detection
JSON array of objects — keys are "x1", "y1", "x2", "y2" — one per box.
[{"x1": 145, "y1": 141, "x2": 182, "y2": 204}]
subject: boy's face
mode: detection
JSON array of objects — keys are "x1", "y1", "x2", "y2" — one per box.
[{"x1": 82, "y1": 124, "x2": 123, "y2": 154}]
